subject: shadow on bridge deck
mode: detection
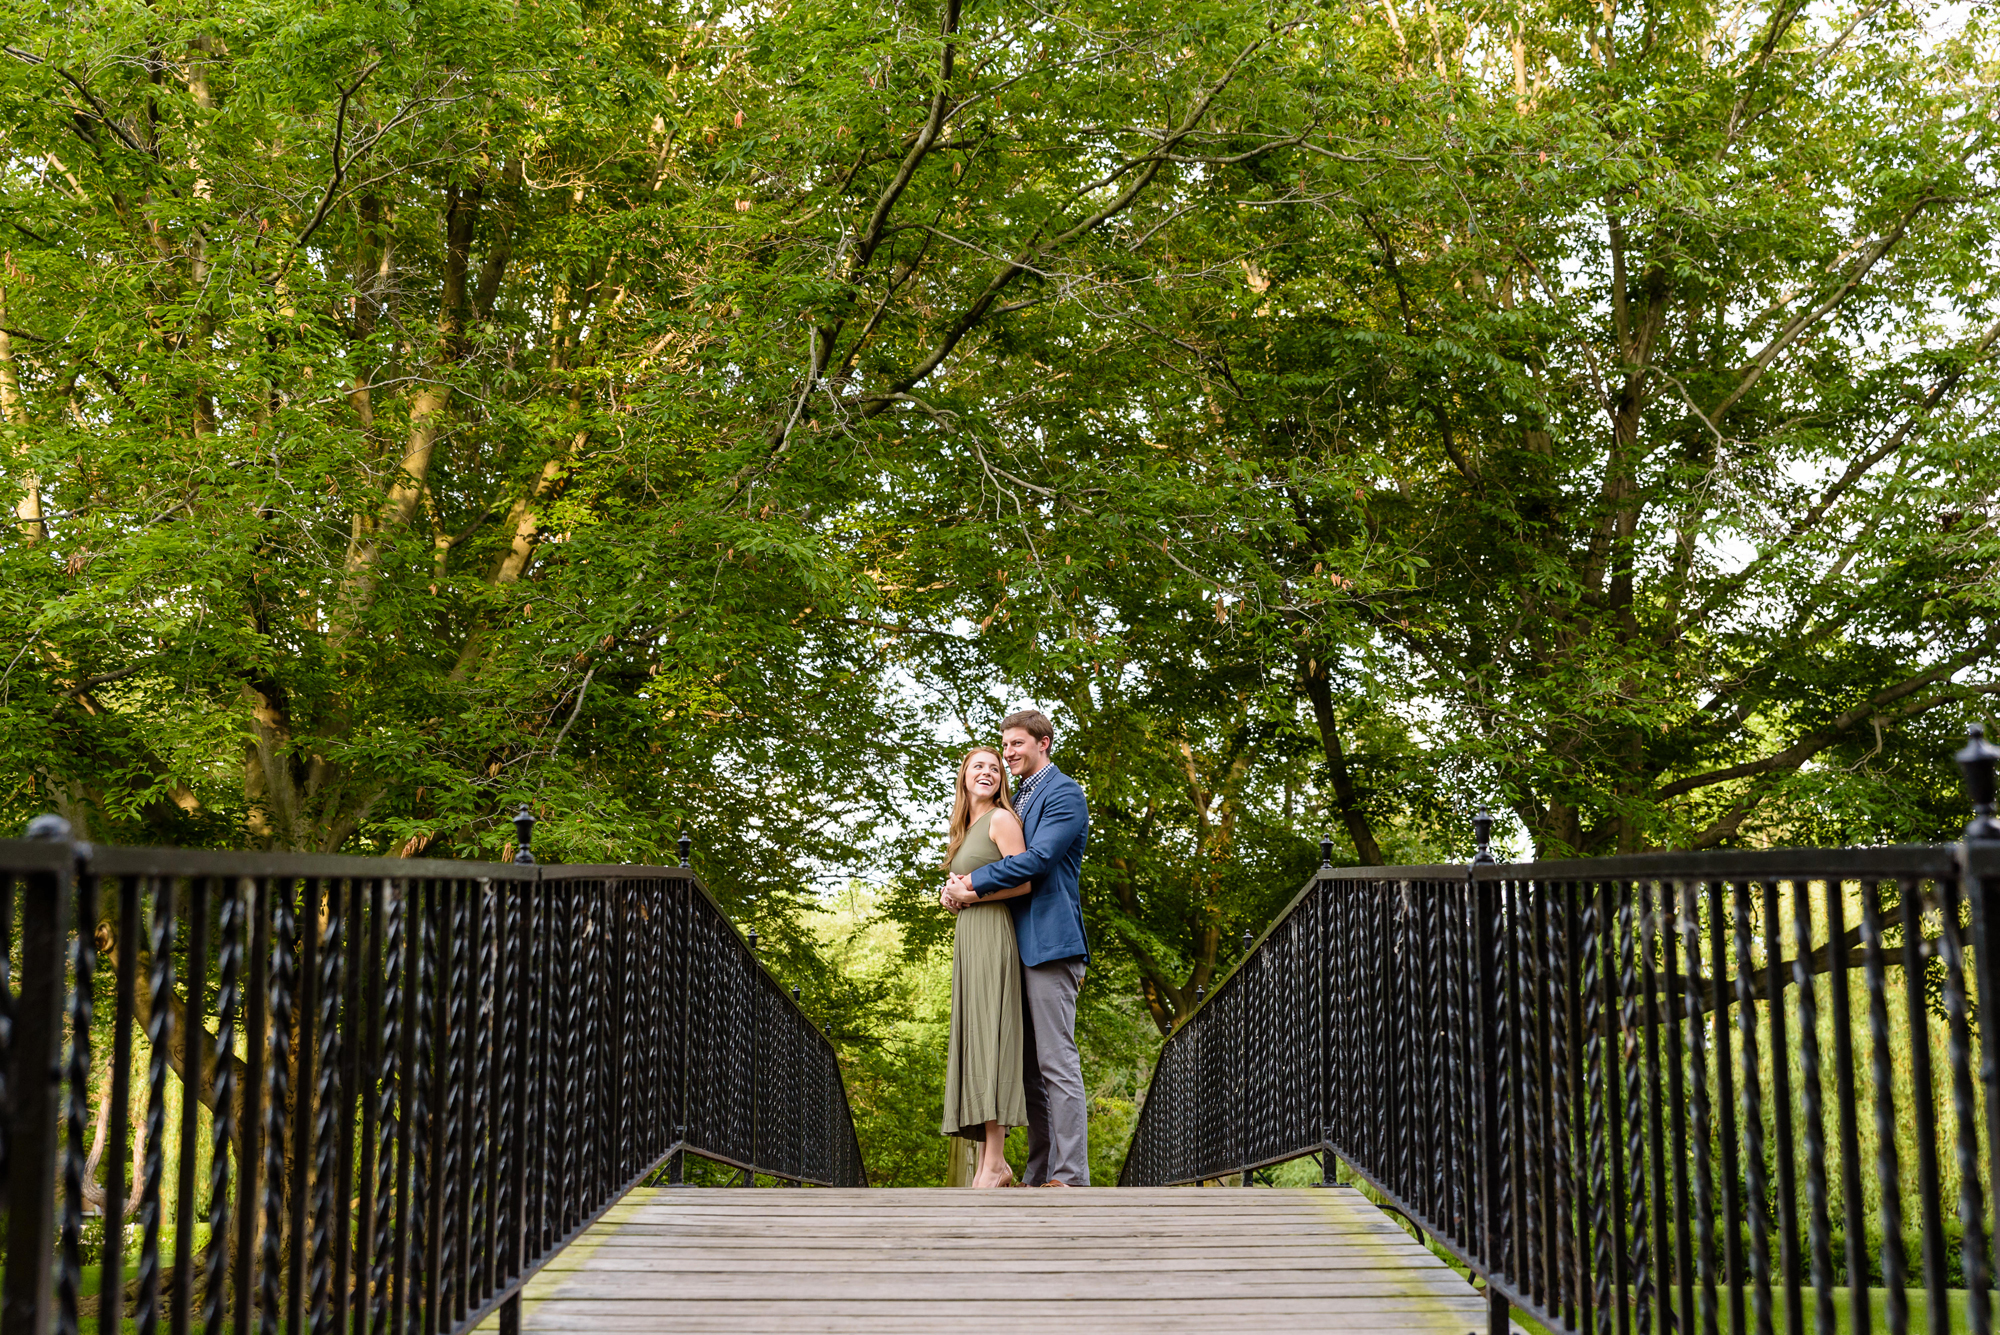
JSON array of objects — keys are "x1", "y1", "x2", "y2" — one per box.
[{"x1": 479, "y1": 1184, "x2": 1504, "y2": 1333}]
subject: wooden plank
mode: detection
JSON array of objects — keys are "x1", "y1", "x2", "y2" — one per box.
[
  {"x1": 545, "y1": 1259, "x2": 1463, "y2": 1277},
  {"x1": 479, "y1": 1185, "x2": 1505, "y2": 1334},
  {"x1": 523, "y1": 1280, "x2": 1481, "y2": 1302},
  {"x1": 549, "y1": 1249, "x2": 1463, "y2": 1267},
  {"x1": 503, "y1": 1298, "x2": 1491, "y2": 1325}
]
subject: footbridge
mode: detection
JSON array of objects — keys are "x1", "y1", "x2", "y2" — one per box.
[{"x1": 7, "y1": 740, "x2": 2000, "y2": 1335}]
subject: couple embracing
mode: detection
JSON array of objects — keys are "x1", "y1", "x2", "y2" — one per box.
[{"x1": 937, "y1": 709, "x2": 1090, "y2": 1189}]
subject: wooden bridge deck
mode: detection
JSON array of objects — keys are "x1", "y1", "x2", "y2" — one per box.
[{"x1": 487, "y1": 1185, "x2": 1499, "y2": 1333}]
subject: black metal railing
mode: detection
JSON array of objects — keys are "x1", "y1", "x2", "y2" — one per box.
[
  {"x1": 0, "y1": 817, "x2": 865, "y2": 1335},
  {"x1": 1121, "y1": 730, "x2": 2000, "y2": 1335}
]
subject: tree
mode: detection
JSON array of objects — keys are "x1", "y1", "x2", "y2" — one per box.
[{"x1": 881, "y1": 0, "x2": 2000, "y2": 865}]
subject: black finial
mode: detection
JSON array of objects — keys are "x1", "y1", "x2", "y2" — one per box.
[
  {"x1": 747, "y1": 928, "x2": 759, "y2": 952},
  {"x1": 1242, "y1": 928, "x2": 1253, "y2": 955},
  {"x1": 791, "y1": 986, "x2": 800, "y2": 1002},
  {"x1": 25, "y1": 814, "x2": 71, "y2": 841},
  {"x1": 1195, "y1": 986, "x2": 1205, "y2": 1002},
  {"x1": 1319, "y1": 836, "x2": 1333, "y2": 869},
  {"x1": 822, "y1": 1022, "x2": 831, "y2": 1036},
  {"x1": 1472, "y1": 807, "x2": 1495, "y2": 865},
  {"x1": 677, "y1": 829, "x2": 691, "y2": 867},
  {"x1": 1959, "y1": 725, "x2": 2000, "y2": 841},
  {"x1": 512, "y1": 806, "x2": 537, "y2": 865}
]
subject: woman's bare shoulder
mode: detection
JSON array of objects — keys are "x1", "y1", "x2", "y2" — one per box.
[{"x1": 988, "y1": 808, "x2": 1023, "y2": 834}]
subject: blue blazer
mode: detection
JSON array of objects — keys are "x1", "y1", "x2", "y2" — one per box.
[{"x1": 969, "y1": 764, "x2": 1090, "y2": 968}]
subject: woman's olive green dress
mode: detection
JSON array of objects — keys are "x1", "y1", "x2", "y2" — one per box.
[{"x1": 941, "y1": 810, "x2": 1028, "y2": 1139}]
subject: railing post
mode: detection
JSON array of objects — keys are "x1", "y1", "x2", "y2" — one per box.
[
  {"x1": 744, "y1": 928, "x2": 759, "y2": 1187},
  {"x1": 1318, "y1": 838, "x2": 1337, "y2": 1188},
  {"x1": 512, "y1": 806, "x2": 537, "y2": 864},
  {"x1": 3, "y1": 816, "x2": 76, "y2": 1335},
  {"x1": 1470, "y1": 812, "x2": 1509, "y2": 1335},
  {"x1": 1957, "y1": 724, "x2": 2000, "y2": 1312}
]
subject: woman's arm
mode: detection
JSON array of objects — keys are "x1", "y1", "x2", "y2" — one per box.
[{"x1": 978, "y1": 811, "x2": 1033, "y2": 900}]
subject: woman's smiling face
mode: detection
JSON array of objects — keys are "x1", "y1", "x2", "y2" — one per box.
[{"x1": 965, "y1": 751, "x2": 1005, "y2": 800}]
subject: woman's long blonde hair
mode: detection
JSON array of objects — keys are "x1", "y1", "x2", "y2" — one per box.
[{"x1": 940, "y1": 746, "x2": 1016, "y2": 871}]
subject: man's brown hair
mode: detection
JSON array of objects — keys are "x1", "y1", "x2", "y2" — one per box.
[{"x1": 1000, "y1": 708, "x2": 1054, "y2": 746}]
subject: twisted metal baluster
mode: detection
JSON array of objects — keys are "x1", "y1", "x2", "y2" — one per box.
[
  {"x1": 465, "y1": 882, "x2": 488, "y2": 1310},
  {"x1": 1639, "y1": 881, "x2": 1679, "y2": 1335},
  {"x1": 1580, "y1": 882, "x2": 1612, "y2": 1335},
  {"x1": 259, "y1": 883, "x2": 295, "y2": 1335},
  {"x1": 136, "y1": 878, "x2": 175, "y2": 1335},
  {"x1": 1493, "y1": 878, "x2": 1516, "y2": 1286},
  {"x1": 1683, "y1": 883, "x2": 1720, "y2": 1335},
  {"x1": 1467, "y1": 882, "x2": 1490, "y2": 1257},
  {"x1": 1938, "y1": 876, "x2": 1991, "y2": 1335},
  {"x1": 1519, "y1": 882, "x2": 1546, "y2": 1312},
  {"x1": 1792, "y1": 880, "x2": 1836, "y2": 1335},
  {"x1": 479, "y1": 880, "x2": 498, "y2": 1299},
  {"x1": 309, "y1": 885, "x2": 344, "y2": 1333},
  {"x1": 411, "y1": 884, "x2": 439, "y2": 1335},
  {"x1": 1546, "y1": 883, "x2": 1575, "y2": 1326},
  {"x1": 441, "y1": 882, "x2": 466, "y2": 1323},
  {"x1": 1763, "y1": 882, "x2": 1802, "y2": 1335},
  {"x1": 202, "y1": 887, "x2": 242, "y2": 1335},
  {"x1": 1860, "y1": 881, "x2": 1908, "y2": 1335},
  {"x1": 616, "y1": 887, "x2": 632, "y2": 1175},
  {"x1": 1901, "y1": 880, "x2": 1950, "y2": 1335},
  {"x1": 1395, "y1": 886, "x2": 1414, "y2": 1204},
  {"x1": 586, "y1": 884, "x2": 604, "y2": 1195},
  {"x1": 562, "y1": 882, "x2": 583, "y2": 1227},
  {"x1": 1621, "y1": 883, "x2": 1652, "y2": 1335},
  {"x1": 1374, "y1": 886, "x2": 1391, "y2": 1184},
  {"x1": 498, "y1": 883, "x2": 519, "y2": 1293},
  {"x1": 1733, "y1": 884, "x2": 1774, "y2": 1335},
  {"x1": 56, "y1": 867, "x2": 99, "y2": 1335},
  {"x1": 534, "y1": 884, "x2": 553, "y2": 1255},
  {"x1": 372, "y1": 885, "x2": 405, "y2": 1335},
  {"x1": 1427, "y1": 885, "x2": 1446, "y2": 1227},
  {"x1": 474, "y1": 881, "x2": 495, "y2": 1306}
]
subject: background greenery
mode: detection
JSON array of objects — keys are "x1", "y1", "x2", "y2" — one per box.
[{"x1": 3, "y1": 0, "x2": 1996, "y2": 1188}]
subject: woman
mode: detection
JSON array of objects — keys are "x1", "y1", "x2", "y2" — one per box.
[{"x1": 939, "y1": 746, "x2": 1033, "y2": 1188}]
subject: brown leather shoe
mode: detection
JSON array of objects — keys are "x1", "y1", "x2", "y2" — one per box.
[{"x1": 1039, "y1": 1180, "x2": 1074, "y2": 1188}]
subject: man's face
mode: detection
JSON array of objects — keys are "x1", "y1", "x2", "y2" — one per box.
[{"x1": 1000, "y1": 726, "x2": 1050, "y2": 776}]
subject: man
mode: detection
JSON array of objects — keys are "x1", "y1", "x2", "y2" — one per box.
[{"x1": 943, "y1": 708, "x2": 1091, "y2": 1187}]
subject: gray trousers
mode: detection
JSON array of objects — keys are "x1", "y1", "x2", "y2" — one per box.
[{"x1": 1021, "y1": 957, "x2": 1089, "y2": 1186}]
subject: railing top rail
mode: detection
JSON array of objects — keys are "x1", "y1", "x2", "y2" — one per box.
[
  {"x1": 545, "y1": 862, "x2": 704, "y2": 879},
  {"x1": 0, "y1": 835, "x2": 73, "y2": 873},
  {"x1": 1471, "y1": 841, "x2": 1961, "y2": 881},
  {"x1": 35, "y1": 838, "x2": 845, "y2": 1062},
  {"x1": 1170, "y1": 837, "x2": 1973, "y2": 1035},
  {"x1": 1317, "y1": 861, "x2": 1469, "y2": 883},
  {"x1": 76, "y1": 841, "x2": 547, "y2": 880}
]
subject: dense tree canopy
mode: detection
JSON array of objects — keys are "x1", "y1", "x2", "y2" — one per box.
[{"x1": 4, "y1": 0, "x2": 1996, "y2": 1048}]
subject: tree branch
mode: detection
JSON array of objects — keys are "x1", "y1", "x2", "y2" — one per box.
[
  {"x1": 1658, "y1": 642, "x2": 1998, "y2": 800},
  {"x1": 293, "y1": 60, "x2": 384, "y2": 250}
]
